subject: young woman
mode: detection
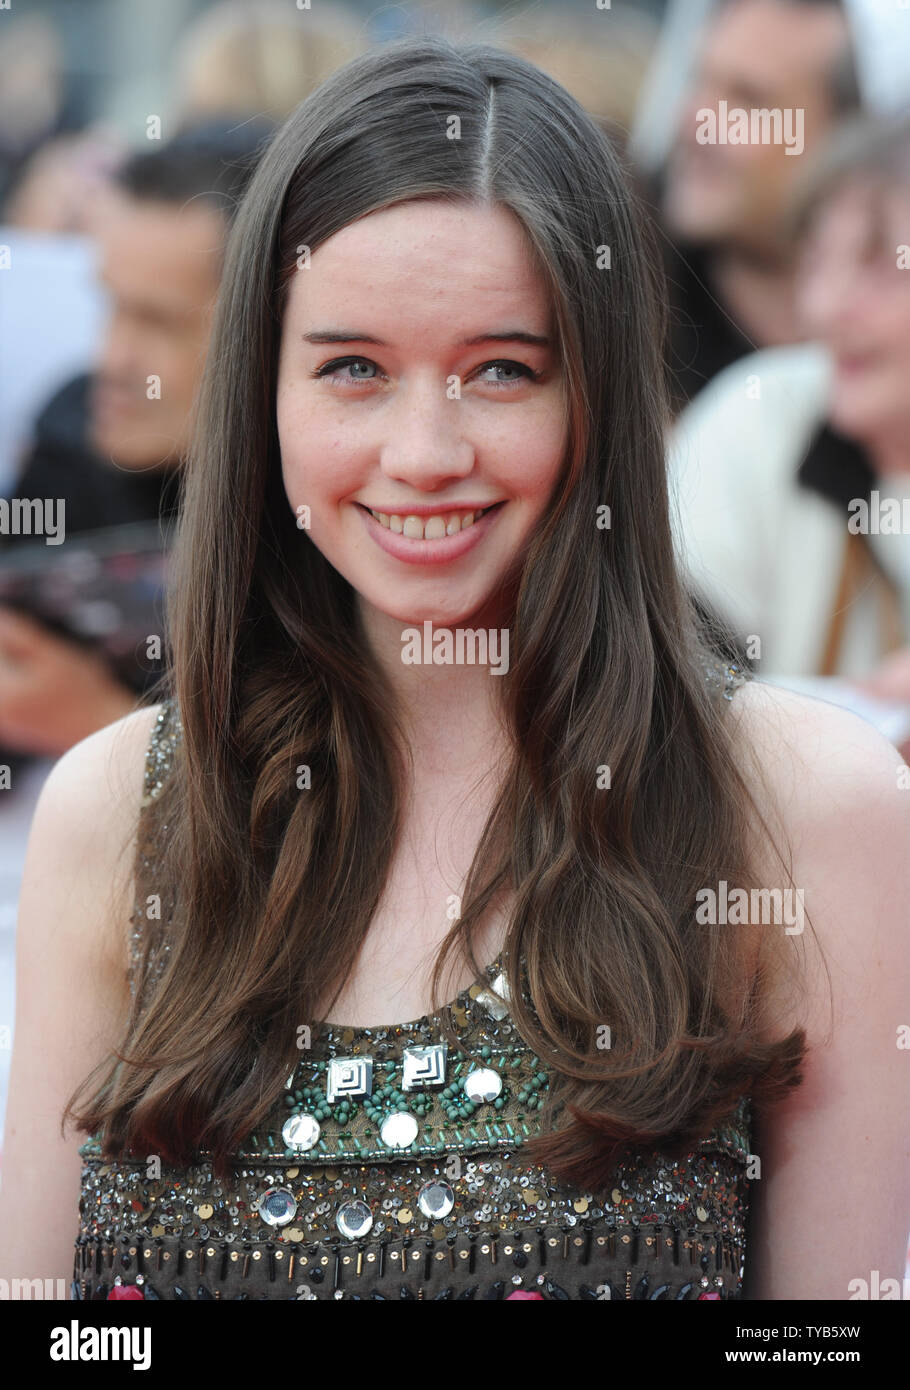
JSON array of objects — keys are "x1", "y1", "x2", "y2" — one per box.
[{"x1": 1, "y1": 37, "x2": 907, "y2": 1303}]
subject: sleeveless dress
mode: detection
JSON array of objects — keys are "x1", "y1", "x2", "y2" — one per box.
[{"x1": 73, "y1": 662, "x2": 753, "y2": 1301}]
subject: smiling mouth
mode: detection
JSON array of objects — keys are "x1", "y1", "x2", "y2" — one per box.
[{"x1": 357, "y1": 502, "x2": 504, "y2": 539}]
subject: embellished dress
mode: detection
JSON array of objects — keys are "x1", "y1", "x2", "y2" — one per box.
[{"x1": 73, "y1": 665, "x2": 752, "y2": 1301}]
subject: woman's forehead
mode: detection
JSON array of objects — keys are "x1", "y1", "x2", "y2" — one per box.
[{"x1": 283, "y1": 201, "x2": 553, "y2": 335}]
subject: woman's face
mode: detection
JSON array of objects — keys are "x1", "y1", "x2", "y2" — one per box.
[
  {"x1": 276, "y1": 199, "x2": 567, "y2": 630},
  {"x1": 795, "y1": 176, "x2": 910, "y2": 445}
]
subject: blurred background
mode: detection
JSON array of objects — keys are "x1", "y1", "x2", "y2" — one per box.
[{"x1": 1, "y1": 0, "x2": 909, "y2": 1278}]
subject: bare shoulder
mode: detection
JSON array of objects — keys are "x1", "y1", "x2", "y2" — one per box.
[
  {"x1": 725, "y1": 676, "x2": 910, "y2": 855},
  {"x1": 37, "y1": 700, "x2": 163, "y2": 821},
  {"x1": 0, "y1": 702, "x2": 165, "y2": 1284},
  {"x1": 722, "y1": 680, "x2": 910, "y2": 1298},
  {"x1": 724, "y1": 675, "x2": 910, "y2": 1022},
  {"x1": 28, "y1": 702, "x2": 165, "y2": 966}
]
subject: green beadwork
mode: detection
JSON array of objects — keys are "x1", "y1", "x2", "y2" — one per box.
[{"x1": 364, "y1": 1081, "x2": 433, "y2": 1125}]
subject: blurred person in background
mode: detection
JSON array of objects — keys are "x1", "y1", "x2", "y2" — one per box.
[
  {"x1": 0, "y1": 9, "x2": 124, "y2": 237},
  {"x1": 3, "y1": 128, "x2": 126, "y2": 238},
  {"x1": 669, "y1": 109, "x2": 910, "y2": 746},
  {"x1": 1, "y1": 0, "x2": 366, "y2": 237},
  {"x1": 0, "y1": 13, "x2": 76, "y2": 209},
  {"x1": 0, "y1": 122, "x2": 270, "y2": 758},
  {"x1": 498, "y1": 4, "x2": 659, "y2": 143},
  {"x1": 653, "y1": 0, "x2": 860, "y2": 411},
  {"x1": 172, "y1": 0, "x2": 366, "y2": 125}
]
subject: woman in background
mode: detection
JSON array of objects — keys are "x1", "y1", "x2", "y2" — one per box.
[{"x1": 669, "y1": 109, "x2": 910, "y2": 688}]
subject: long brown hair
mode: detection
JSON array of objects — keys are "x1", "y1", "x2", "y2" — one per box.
[{"x1": 69, "y1": 36, "x2": 808, "y2": 1189}]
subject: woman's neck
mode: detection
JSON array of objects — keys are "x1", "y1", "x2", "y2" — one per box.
[{"x1": 357, "y1": 598, "x2": 513, "y2": 774}]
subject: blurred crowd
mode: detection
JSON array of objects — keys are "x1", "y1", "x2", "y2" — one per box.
[{"x1": 2, "y1": 0, "x2": 910, "y2": 1158}]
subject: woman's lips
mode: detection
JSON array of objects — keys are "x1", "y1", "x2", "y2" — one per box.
[{"x1": 355, "y1": 501, "x2": 505, "y2": 565}]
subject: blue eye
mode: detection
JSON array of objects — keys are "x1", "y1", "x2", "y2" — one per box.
[
  {"x1": 476, "y1": 360, "x2": 536, "y2": 386},
  {"x1": 312, "y1": 356, "x2": 540, "y2": 388},
  {"x1": 315, "y1": 357, "x2": 378, "y2": 382}
]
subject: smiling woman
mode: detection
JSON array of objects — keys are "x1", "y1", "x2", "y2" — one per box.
[
  {"x1": 276, "y1": 198, "x2": 565, "y2": 604},
  {"x1": 1, "y1": 34, "x2": 908, "y2": 1308}
]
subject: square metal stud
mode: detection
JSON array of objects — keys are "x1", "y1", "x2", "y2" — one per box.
[
  {"x1": 326, "y1": 1055, "x2": 373, "y2": 1103},
  {"x1": 401, "y1": 1043, "x2": 448, "y2": 1091}
]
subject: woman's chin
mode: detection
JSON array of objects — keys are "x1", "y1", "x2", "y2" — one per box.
[{"x1": 354, "y1": 585, "x2": 498, "y2": 631}]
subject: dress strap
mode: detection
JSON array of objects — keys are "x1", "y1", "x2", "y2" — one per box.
[
  {"x1": 140, "y1": 695, "x2": 183, "y2": 805},
  {"x1": 702, "y1": 655, "x2": 748, "y2": 704},
  {"x1": 129, "y1": 696, "x2": 183, "y2": 1007}
]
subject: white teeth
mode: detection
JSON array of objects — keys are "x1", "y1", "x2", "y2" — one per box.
[{"x1": 369, "y1": 507, "x2": 488, "y2": 539}]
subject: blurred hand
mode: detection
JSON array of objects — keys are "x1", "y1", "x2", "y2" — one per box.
[{"x1": 0, "y1": 605, "x2": 135, "y2": 757}]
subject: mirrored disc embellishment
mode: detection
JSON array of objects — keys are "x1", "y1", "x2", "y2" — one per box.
[
  {"x1": 379, "y1": 1111, "x2": 419, "y2": 1149},
  {"x1": 282, "y1": 1112, "x2": 321, "y2": 1151},
  {"x1": 336, "y1": 1200, "x2": 373, "y2": 1240},
  {"x1": 463, "y1": 1067, "x2": 502, "y2": 1104},
  {"x1": 417, "y1": 1180, "x2": 455, "y2": 1219},
  {"x1": 401, "y1": 1043, "x2": 447, "y2": 1091},
  {"x1": 326, "y1": 1055, "x2": 373, "y2": 1104},
  {"x1": 257, "y1": 1188, "x2": 298, "y2": 1227}
]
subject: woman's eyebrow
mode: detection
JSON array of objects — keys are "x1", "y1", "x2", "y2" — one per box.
[{"x1": 301, "y1": 329, "x2": 551, "y2": 348}]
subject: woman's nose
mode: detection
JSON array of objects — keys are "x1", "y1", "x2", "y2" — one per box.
[
  {"x1": 377, "y1": 377, "x2": 475, "y2": 489},
  {"x1": 796, "y1": 255, "x2": 853, "y2": 339}
]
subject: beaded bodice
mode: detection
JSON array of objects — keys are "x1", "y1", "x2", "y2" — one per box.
[{"x1": 74, "y1": 664, "x2": 754, "y2": 1301}]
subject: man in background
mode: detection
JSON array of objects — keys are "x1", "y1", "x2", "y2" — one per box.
[
  {"x1": 0, "y1": 120, "x2": 269, "y2": 757},
  {"x1": 655, "y1": 0, "x2": 860, "y2": 411}
]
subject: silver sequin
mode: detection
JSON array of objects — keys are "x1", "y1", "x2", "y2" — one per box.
[
  {"x1": 464, "y1": 1067, "x2": 502, "y2": 1104},
  {"x1": 257, "y1": 1187, "x2": 298, "y2": 1227},
  {"x1": 379, "y1": 1112, "x2": 419, "y2": 1149},
  {"x1": 336, "y1": 1200, "x2": 373, "y2": 1240},
  {"x1": 282, "y1": 1113, "x2": 321, "y2": 1151}
]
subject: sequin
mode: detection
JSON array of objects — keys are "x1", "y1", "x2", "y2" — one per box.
[
  {"x1": 463, "y1": 1067, "x2": 502, "y2": 1104},
  {"x1": 336, "y1": 1200, "x2": 373, "y2": 1240},
  {"x1": 282, "y1": 1113, "x2": 321, "y2": 1151},
  {"x1": 417, "y1": 1181, "x2": 455, "y2": 1219},
  {"x1": 257, "y1": 1188, "x2": 297, "y2": 1227},
  {"x1": 379, "y1": 1112, "x2": 419, "y2": 1149}
]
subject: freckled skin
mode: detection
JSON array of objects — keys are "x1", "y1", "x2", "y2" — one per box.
[{"x1": 275, "y1": 199, "x2": 568, "y2": 634}]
